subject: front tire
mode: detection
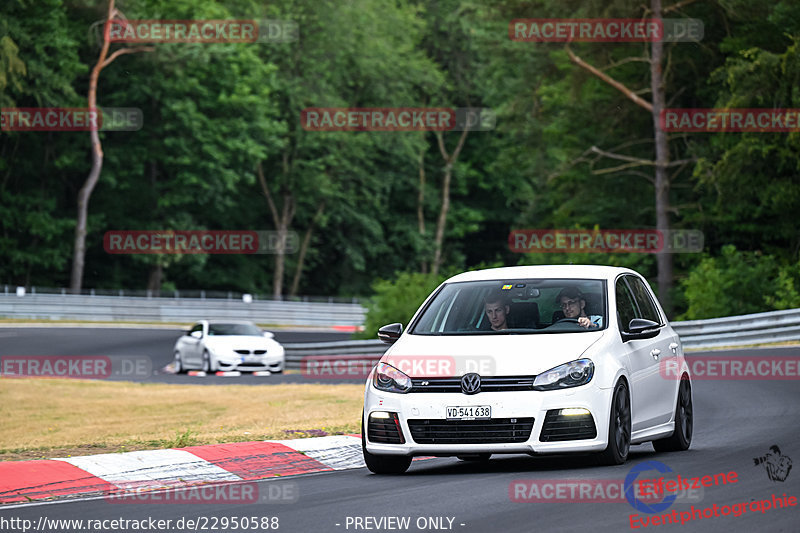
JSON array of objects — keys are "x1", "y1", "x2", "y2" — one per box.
[
  {"x1": 597, "y1": 380, "x2": 631, "y2": 465},
  {"x1": 361, "y1": 419, "x2": 412, "y2": 474},
  {"x1": 653, "y1": 376, "x2": 693, "y2": 452},
  {"x1": 174, "y1": 351, "x2": 185, "y2": 374}
]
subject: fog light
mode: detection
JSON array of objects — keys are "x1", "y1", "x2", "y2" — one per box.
[{"x1": 560, "y1": 408, "x2": 590, "y2": 416}]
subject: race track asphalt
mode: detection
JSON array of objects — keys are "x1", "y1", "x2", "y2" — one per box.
[
  {"x1": 0, "y1": 328, "x2": 798, "y2": 532},
  {"x1": 0, "y1": 327, "x2": 360, "y2": 384}
]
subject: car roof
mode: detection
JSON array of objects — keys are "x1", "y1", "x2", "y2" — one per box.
[{"x1": 443, "y1": 265, "x2": 639, "y2": 284}]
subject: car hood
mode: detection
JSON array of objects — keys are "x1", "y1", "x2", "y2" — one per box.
[
  {"x1": 204, "y1": 336, "x2": 272, "y2": 350},
  {"x1": 381, "y1": 331, "x2": 606, "y2": 377}
]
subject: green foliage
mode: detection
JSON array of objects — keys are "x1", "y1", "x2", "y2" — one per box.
[
  {"x1": 0, "y1": 35, "x2": 27, "y2": 106},
  {"x1": 0, "y1": 0, "x2": 799, "y2": 321},
  {"x1": 680, "y1": 245, "x2": 781, "y2": 319},
  {"x1": 766, "y1": 263, "x2": 800, "y2": 310},
  {"x1": 356, "y1": 272, "x2": 448, "y2": 339}
]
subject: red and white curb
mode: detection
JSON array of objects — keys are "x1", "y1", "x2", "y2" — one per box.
[{"x1": 0, "y1": 435, "x2": 366, "y2": 505}]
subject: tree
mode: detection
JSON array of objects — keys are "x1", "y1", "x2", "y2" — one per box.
[
  {"x1": 0, "y1": 0, "x2": 85, "y2": 287},
  {"x1": 560, "y1": 0, "x2": 705, "y2": 314},
  {"x1": 254, "y1": 0, "x2": 441, "y2": 298},
  {"x1": 70, "y1": 0, "x2": 152, "y2": 293}
]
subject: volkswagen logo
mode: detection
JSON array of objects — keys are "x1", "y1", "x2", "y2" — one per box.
[{"x1": 461, "y1": 373, "x2": 481, "y2": 395}]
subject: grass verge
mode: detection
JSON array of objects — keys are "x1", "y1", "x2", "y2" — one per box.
[{"x1": 0, "y1": 379, "x2": 363, "y2": 461}]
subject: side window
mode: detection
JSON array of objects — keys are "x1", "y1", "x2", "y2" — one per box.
[
  {"x1": 615, "y1": 279, "x2": 637, "y2": 332},
  {"x1": 627, "y1": 276, "x2": 661, "y2": 324}
]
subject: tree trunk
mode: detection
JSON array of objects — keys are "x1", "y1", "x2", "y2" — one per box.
[
  {"x1": 650, "y1": 0, "x2": 673, "y2": 315},
  {"x1": 431, "y1": 128, "x2": 470, "y2": 276},
  {"x1": 273, "y1": 226, "x2": 287, "y2": 299},
  {"x1": 69, "y1": 0, "x2": 152, "y2": 293},
  {"x1": 147, "y1": 263, "x2": 163, "y2": 293},
  {"x1": 290, "y1": 202, "x2": 325, "y2": 297},
  {"x1": 70, "y1": 5, "x2": 109, "y2": 294},
  {"x1": 417, "y1": 137, "x2": 428, "y2": 273},
  {"x1": 70, "y1": 126, "x2": 103, "y2": 293},
  {"x1": 431, "y1": 162, "x2": 452, "y2": 276},
  {"x1": 566, "y1": 0, "x2": 675, "y2": 315},
  {"x1": 257, "y1": 159, "x2": 295, "y2": 300}
]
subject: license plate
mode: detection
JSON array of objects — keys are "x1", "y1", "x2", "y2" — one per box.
[{"x1": 446, "y1": 405, "x2": 491, "y2": 420}]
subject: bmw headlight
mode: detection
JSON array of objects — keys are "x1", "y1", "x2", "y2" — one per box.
[
  {"x1": 372, "y1": 362, "x2": 412, "y2": 394},
  {"x1": 533, "y1": 359, "x2": 594, "y2": 391}
]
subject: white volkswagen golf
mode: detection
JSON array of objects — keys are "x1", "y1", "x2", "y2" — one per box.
[{"x1": 362, "y1": 265, "x2": 693, "y2": 474}]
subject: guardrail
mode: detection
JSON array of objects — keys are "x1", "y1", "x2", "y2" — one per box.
[
  {"x1": 671, "y1": 308, "x2": 800, "y2": 349},
  {"x1": 283, "y1": 340, "x2": 386, "y2": 370},
  {"x1": 2, "y1": 285, "x2": 359, "y2": 303},
  {"x1": 0, "y1": 293, "x2": 365, "y2": 327},
  {"x1": 281, "y1": 309, "x2": 800, "y2": 368},
  {"x1": 2, "y1": 290, "x2": 798, "y2": 349}
]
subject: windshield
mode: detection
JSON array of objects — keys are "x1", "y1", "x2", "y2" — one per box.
[
  {"x1": 410, "y1": 279, "x2": 607, "y2": 335},
  {"x1": 207, "y1": 323, "x2": 262, "y2": 336}
]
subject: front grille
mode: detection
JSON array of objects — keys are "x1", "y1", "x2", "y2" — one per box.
[
  {"x1": 407, "y1": 418, "x2": 534, "y2": 444},
  {"x1": 253, "y1": 350, "x2": 267, "y2": 355},
  {"x1": 234, "y1": 349, "x2": 250, "y2": 355},
  {"x1": 410, "y1": 376, "x2": 536, "y2": 393},
  {"x1": 368, "y1": 413, "x2": 405, "y2": 444},
  {"x1": 539, "y1": 410, "x2": 597, "y2": 442}
]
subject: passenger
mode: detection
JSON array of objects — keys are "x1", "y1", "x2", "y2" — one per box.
[
  {"x1": 484, "y1": 293, "x2": 511, "y2": 331},
  {"x1": 556, "y1": 288, "x2": 602, "y2": 329}
]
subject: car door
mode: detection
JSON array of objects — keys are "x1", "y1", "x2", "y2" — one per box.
[
  {"x1": 184, "y1": 323, "x2": 205, "y2": 366},
  {"x1": 626, "y1": 276, "x2": 677, "y2": 425},
  {"x1": 616, "y1": 276, "x2": 674, "y2": 433}
]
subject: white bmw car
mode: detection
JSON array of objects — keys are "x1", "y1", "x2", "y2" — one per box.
[
  {"x1": 173, "y1": 320, "x2": 284, "y2": 373},
  {"x1": 362, "y1": 265, "x2": 693, "y2": 474}
]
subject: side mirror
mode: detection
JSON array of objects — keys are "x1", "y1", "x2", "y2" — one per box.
[
  {"x1": 622, "y1": 318, "x2": 660, "y2": 341},
  {"x1": 263, "y1": 331, "x2": 275, "y2": 339},
  {"x1": 190, "y1": 330, "x2": 203, "y2": 339},
  {"x1": 378, "y1": 323, "x2": 403, "y2": 344}
]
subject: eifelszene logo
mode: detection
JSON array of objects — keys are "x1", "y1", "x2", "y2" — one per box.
[{"x1": 754, "y1": 445, "x2": 793, "y2": 482}]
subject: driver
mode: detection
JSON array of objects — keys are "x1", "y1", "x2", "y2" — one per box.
[
  {"x1": 484, "y1": 293, "x2": 511, "y2": 331},
  {"x1": 556, "y1": 288, "x2": 602, "y2": 329}
]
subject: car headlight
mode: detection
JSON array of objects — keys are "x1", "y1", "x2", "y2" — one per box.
[
  {"x1": 372, "y1": 362, "x2": 412, "y2": 394},
  {"x1": 533, "y1": 359, "x2": 594, "y2": 391}
]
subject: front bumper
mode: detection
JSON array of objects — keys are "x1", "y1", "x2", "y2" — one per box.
[
  {"x1": 363, "y1": 383, "x2": 612, "y2": 456},
  {"x1": 217, "y1": 356, "x2": 284, "y2": 372}
]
